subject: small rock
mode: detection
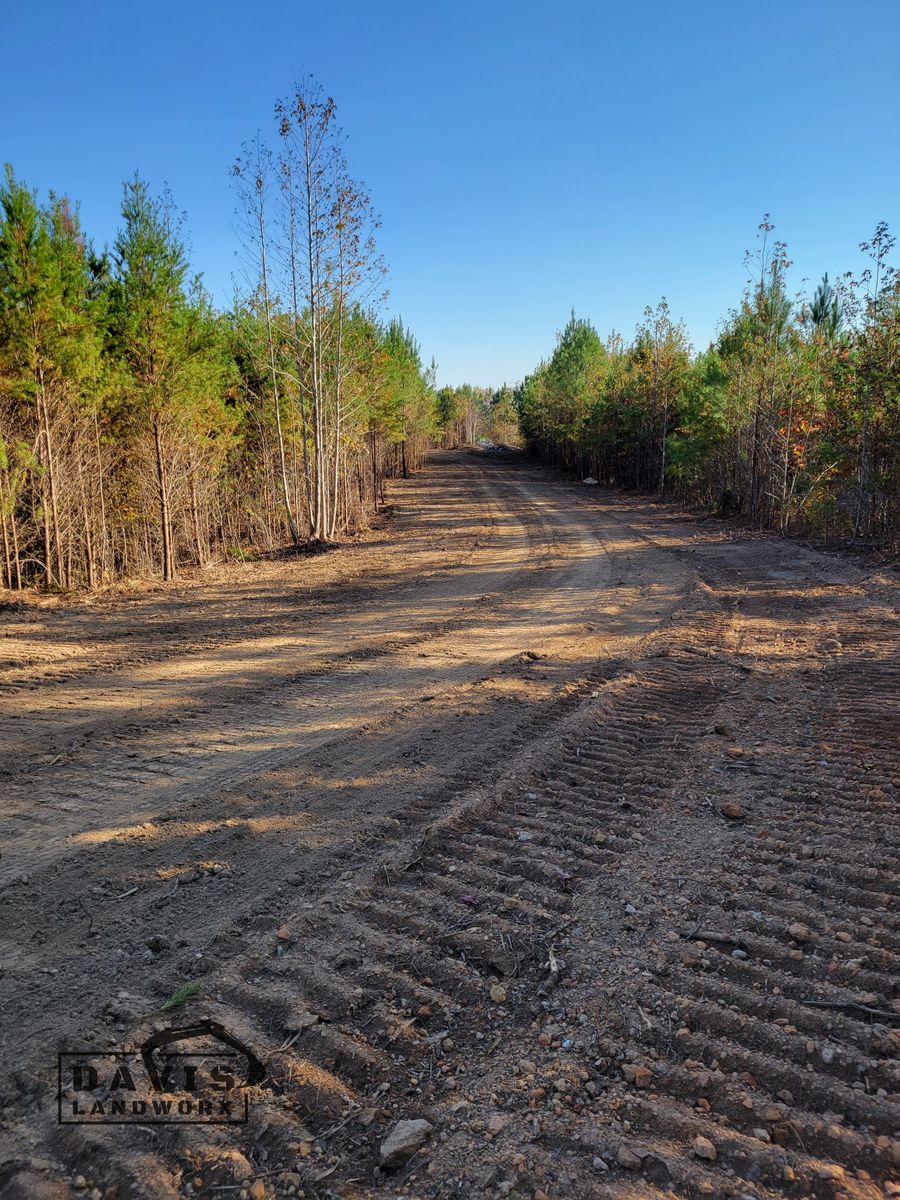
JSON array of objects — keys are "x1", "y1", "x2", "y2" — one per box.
[
  {"x1": 517, "y1": 831, "x2": 533, "y2": 842},
  {"x1": 834, "y1": 930, "x2": 852, "y2": 943},
  {"x1": 787, "y1": 922, "x2": 811, "y2": 943},
  {"x1": 490, "y1": 984, "x2": 508, "y2": 1004},
  {"x1": 487, "y1": 1113, "x2": 511, "y2": 1134},
  {"x1": 248, "y1": 1182, "x2": 266, "y2": 1200},
  {"x1": 592, "y1": 1156, "x2": 609, "y2": 1171},
  {"x1": 488, "y1": 949, "x2": 518, "y2": 976},
  {"x1": 285, "y1": 1003, "x2": 319, "y2": 1033},
  {"x1": 380, "y1": 1118, "x2": 434, "y2": 1167},
  {"x1": 692, "y1": 1135, "x2": 717, "y2": 1162},
  {"x1": 616, "y1": 1145, "x2": 643, "y2": 1170},
  {"x1": 622, "y1": 1063, "x2": 653, "y2": 1089},
  {"x1": 200, "y1": 1151, "x2": 253, "y2": 1186},
  {"x1": 720, "y1": 801, "x2": 746, "y2": 820}
]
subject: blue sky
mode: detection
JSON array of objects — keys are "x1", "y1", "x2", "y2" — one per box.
[{"x1": 2, "y1": 1, "x2": 898, "y2": 386}]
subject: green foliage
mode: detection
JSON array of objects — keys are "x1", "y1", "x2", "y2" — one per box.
[
  {"x1": 666, "y1": 350, "x2": 730, "y2": 487},
  {"x1": 374, "y1": 318, "x2": 437, "y2": 444},
  {"x1": 159, "y1": 981, "x2": 203, "y2": 1012},
  {"x1": 516, "y1": 221, "x2": 899, "y2": 543},
  {"x1": 808, "y1": 273, "x2": 843, "y2": 341},
  {"x1": 0, "y1": 165, "x2": 438, "y2": 589}
]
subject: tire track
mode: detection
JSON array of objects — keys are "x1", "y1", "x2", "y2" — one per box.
[
  {"x1": 26, "y1": 585, "x2": 735, "y2": 1198},
  {"x1": 0, "y1": 458, "x2": 602, "y2": 887},
  {"x1": 5, "y1": 461, "x2": 894, "y2": 1200}
]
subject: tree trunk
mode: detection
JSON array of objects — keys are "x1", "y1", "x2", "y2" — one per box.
[
  {"x1": 153, "y1": 415, "x2": 175, "y2": 581},
  {"x1": 749, "y1": 387, "x2": 762, "y2": 525},
  {"x1": 257, "y1": 174, "x2": 300, "y2": 546},
  {"x1": 371, "y1": 429, "x2": 378, "y2": 513},
  {"x1": 10, "y1": 500, "x2": 22, "y2": 589},
  {"x1": 189, "y1": 467, "x2": 205, "y2": 566},
  {"x1": 0, "y1": 476, "x2": 12, "y2": 590},
  {"x1": 658, "y1": 397, "x2": 668, "y2": 493},
  {"x1": 79, "y1": 461, "x2": 96, "y2": 590},
  {"x1": 93, "y1": 409, "x2": 109, "y2": 581},
  {"x1": 37, "y1": 374, "x2": 64, "y2": 586}
]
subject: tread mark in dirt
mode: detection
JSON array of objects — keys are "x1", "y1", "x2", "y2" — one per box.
[
  {"x1": 2, "y1": 455, "x2": 897, "y2": 1200},
  {"x1": 32, "y1": 591, "x2": 747, "y2": 1198}
]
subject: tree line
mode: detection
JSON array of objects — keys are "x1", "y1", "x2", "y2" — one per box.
[
  {"x1": 0, "y1": 78, "x2": 440, "y2": 590},
  {"x1": 432, "y1": 383, "x2": 518, "y2": 448},
  {"x1": 515, "y1": 218, "x2": 899, "y2": 543}
]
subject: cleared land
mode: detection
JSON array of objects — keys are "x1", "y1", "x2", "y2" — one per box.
[{"x1": 0, "y1": 450, "x2": 897, "y2": 1200}]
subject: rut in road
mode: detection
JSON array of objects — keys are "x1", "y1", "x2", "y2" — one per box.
[
  {"x1": 2, "y1": 452, "x2": 680, "y2": 1188},
  {"x1": 4, "y1": 452, "x2": 674, "y2": 1090},
  {"x1": 23, "y1": 575, "x2": 724, "y2": 1199},
  {"x1": 0, "y1": 462, "x2": 563, "y2": 877},
  {"x1": 1, "y1": 453, "x2": 897, "y2": 1200}
]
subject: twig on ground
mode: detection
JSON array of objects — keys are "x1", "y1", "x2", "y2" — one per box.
[
  {"x1": 538, "y1": 946, "x2": 561, "y2": 997},
  {"x1": 802, "y1": 998, "x2": 900, "y2": 1023},
  {"x1": 77, "y1": 897, "x2": 95, "y2": 936},
  {"x1": 679, "y1": 926, "x2": 751, "y2": 952}
]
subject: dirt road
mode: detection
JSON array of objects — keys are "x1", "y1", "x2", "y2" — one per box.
[{"x1": 0, "y1": 450, "x2": 897, "y2": 1200}]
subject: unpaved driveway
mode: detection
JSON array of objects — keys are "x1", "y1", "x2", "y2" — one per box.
[{"x1": 0, "y1": 450, "x2": 896, "y2": 1200}]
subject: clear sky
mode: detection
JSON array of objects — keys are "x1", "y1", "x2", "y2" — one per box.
[{"x1": 2, "y1": 1, "x2": 898, "y2": 386}]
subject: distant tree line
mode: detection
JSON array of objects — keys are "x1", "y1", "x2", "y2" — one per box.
[
  {"x1": 516, "y1": 218, "x2": 899, "y2": 544},
  {"x1": 433, "y1": 383, "x2": 519, "y2": 447},
  {"x1": 0, "y1": 78, "x2": 441, "y2": 590}
]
